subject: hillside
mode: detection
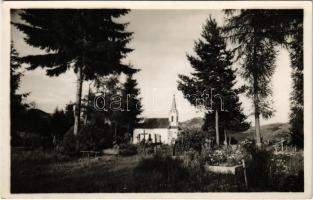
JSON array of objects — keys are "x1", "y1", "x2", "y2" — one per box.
[
  {"x1": 180, "y1": 117, "x2": 204, "y2": 130},
  {"x1": 180, "y1": 117, "x2": 290, "y2": 142},
  {"x1": 231, "y1": 123, "x2": 291, "y2": 143}
]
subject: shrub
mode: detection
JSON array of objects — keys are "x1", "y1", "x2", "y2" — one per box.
[
  {"x1": 119, "y1": 143, "x2": 137, "y2": 156},
  {"x1": 175, "y1": 128, "x2": 207, "y2": 153},
  {"x1": 245, "y1": 147, "x2": 273, "y2": 190},
  {"x1": 202, "y1": 145, "x2": 251, "y2": 166},
  {"x1": 61, "y1": 126, "x2": 78, "y2": 156},
  {"x1": 61, "y1": 123, "x2": 114, "y2": 156},
  {"x1": 133, "y1": 155, "x2": 191, "y2": 192},
  {"x1": 76, "y1": 124, "x2": 103, "y2": 151},
  {"x1": 269, "y1": 153, "x2": 304, "y2": 191}
]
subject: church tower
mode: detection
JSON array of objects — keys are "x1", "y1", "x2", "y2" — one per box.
[{"x1": 169, "y1": 94, "x2": 179, "y2": 128}]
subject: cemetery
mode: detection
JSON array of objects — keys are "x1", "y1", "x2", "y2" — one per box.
[{"x1": 9, "y1": 9, "x2": 304, "y2": 193}]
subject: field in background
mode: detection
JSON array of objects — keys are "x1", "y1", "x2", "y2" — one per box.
[
  {"x1": 231, "y1": 123, "x2": 290, "y2": 143},
  {"x1": 180, "y1": 119, "x2": 291, "y2": 143}
]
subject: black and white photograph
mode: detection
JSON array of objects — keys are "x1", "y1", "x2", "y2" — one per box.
[{"x1": 1, "y1": 1, "x2": 312, "y2": 198}]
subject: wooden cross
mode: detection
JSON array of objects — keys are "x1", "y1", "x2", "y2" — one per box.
[
  {"x1": 137, "y1": 134, "x2": 140, "y2": 143},
  {"x1": 141, "y1": 130, "x2": 148, "y2": 141}
]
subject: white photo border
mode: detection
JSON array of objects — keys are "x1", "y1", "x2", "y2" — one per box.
[{"x1": 1, "y1": 1, "x2": 312, "y2": 199}]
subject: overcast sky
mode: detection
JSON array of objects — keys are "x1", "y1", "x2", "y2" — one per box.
[{"x1": 11, "y1": 9, "x2": 292, "y2": 124}]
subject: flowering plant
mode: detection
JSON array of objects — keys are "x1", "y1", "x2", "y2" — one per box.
[{"x1": 206, "y1": 145, "x2": 251, "y2": 166}]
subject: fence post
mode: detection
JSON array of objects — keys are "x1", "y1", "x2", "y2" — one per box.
[{"x1": 242, "y1": 159, "x2": 248, "y2": 190}]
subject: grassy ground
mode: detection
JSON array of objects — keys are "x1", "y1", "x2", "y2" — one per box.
[
  {"x1": 11, "y1": 150, "x2": 142, "y2": 193},
  {"x1": 11, "y1": 150, "x2": 246, "y2": 193},
  {"x1": 11, "y1": 147, "x2": 303, "y2": 193}
]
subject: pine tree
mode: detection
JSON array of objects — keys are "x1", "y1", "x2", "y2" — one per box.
[
  {"x1": 288, "y1": 15, "x2": 303, "y2": 147},
  {"x1": 178, "y1": 17, "x2": 249, "y2": 146},
  {"x1": 224, "y1": 10, "x2": 277, "y2": 147},
  {"x1": 121, "y1": 72, "x2": 143, "y2": 141},
  {"x1": 10, "y1": 43, "x2": 29, "y2": 144},
  {"x1": 224, "y1": 9, "x2": 303, "y2": 147},
  {"x1": 13, "y1": 9, "x2": 135, "y2": 136},
  {"x1": 51, "y1": 108, "x2": 72, "y2": 139}
]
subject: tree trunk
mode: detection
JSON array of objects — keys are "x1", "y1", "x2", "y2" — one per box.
[
  {"x1": 84, "y1": 81, "x2": 92, "y2": 125},
  {"x1": 224, "y1": 129, "x2": 228, "y2": 146},
  {"x1": 215, "y1": 110, "x2": 220, "y2": 146},
  {"x1": 74, "y1": 66, "x2": 83, "y2": 136},
  {"x1": 253, "y1": 77, "x2": 261, "y2": 147},
  {"x1": 255, "y1": 110, "x2": 261, "y2": 147}
]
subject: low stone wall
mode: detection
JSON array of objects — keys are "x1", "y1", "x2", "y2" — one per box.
[{"x1": 204, "y1": 164, "x2": 243, "y2": 175}]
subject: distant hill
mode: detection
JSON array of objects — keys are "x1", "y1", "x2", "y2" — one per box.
[
  {"x1": 180, "y1": 117, "x2": 204, "y2": 130},
  {"x1": 180, "y1": 117, "x2": 290, "y2": 142},
  {"x1": 230, "y1": 123, "x2": 291, "y2": 143}
]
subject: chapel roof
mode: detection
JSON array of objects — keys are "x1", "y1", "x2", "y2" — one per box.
[{"x1": 137, "y1": 118, "x2": 169, "y2": 129}]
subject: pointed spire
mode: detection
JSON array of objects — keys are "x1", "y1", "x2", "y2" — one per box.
[{"x1": 171, "y1": 94, "x2": 177, "y2": 111}]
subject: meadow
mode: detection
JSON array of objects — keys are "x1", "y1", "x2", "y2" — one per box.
[{"x1": 11, "y1": 145, "x2": 303, "y2": 193}]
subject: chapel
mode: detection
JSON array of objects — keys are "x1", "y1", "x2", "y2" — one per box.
[{"x1": 132, "y1": 95, "x2": 179, "y2": 144}]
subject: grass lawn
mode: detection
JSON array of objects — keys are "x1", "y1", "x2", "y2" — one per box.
[
  {"x1": 11, "y1": 147, "x2": 303, "y2": 193},
  {"x1": 11, "y1": 150, "x2": 244, "y2": 193},
  {"x1": 11, "y1": 150, "x2": 142, "y2": 193}
]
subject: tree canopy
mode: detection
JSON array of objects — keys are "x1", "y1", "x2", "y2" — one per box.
[
  {"x1": 178, "y1": 17, "x2": 249, "y2": 143},
  {"x1": 13, "y1": 9, "x2": 136, "y2": 135}
]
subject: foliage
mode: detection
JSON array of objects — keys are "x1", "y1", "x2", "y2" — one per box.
[
  {"x1": 10, "y1": 43, "x2": 29, "y2": 146},
  {"x1": 61, "y1": 122, "x2": 115, "y2": 156},
  {"x1": 175, "y1": 128, "x2": 207, "y2": 153},
  {"x1": 206, "y1": 145, "x2": 251, "y2": 166},
  {"x1": 268, "y1": 152, "x2": 304, "y2": 191},
  {"x1": 224, "y1": 10, "x2": 280, "y2": 146},
  {"x1": 119, "y1": 143, "x2": 138, "y2": 156},
  {"x1": 224, "y1": 10, "x2": 304, "y2": 148},
  {"x1": 14, "y1": 9, "x2": 136, "y2": 135},
  {"x1": 77, "y1": 123, "x2": 109, "y2": 151},
  {"x1": 177, "y1": 17, "x2": 249, "y2": 141},
  {"x1": 61, "y1": 127, "x2": 78, "y2": 156},
  {"x1": 133, "y1": 155, "x2": 191, "y2": 192},
  {"x1": 86, "y1": 71, "x2": 143, "y2": 145},
  {"x1": 119, "y1": 72, "x2": 143, "y2": 138},
  {"x1": 13, "y1": 9, "x2": 135, "y2": 79},
  {"x1": 289, "y1": 103, "x2": 303, "y2": 147},
  {"x1": 51, "y1": 107, "x2": 73, "y2": 139},
  {"x1": 288, "y1": 16, "x2": 303, "y2": 147},
  {"x1": 246, "y1": 148, "x2": 273, "y2": 190}
]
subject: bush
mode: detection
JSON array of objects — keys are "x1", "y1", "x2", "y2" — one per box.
[
  {"x1": 205, "y1": 145, "x2": 251, "y2": 166},
  {"x1": 119, "y1": 143, "x2": 137, "y2": 156},
  {"x1": 244, "y1": 145, "x2": 273, "y2": 190},
  {"x1": 175, "y1": 128, "x2": 207, "y2": 153},
  {"x1": 133, "y1": 155, "x2": 191, "y2": 192},
  {"x1": 61, "y1": 126, "x2": 78, "y2": 156},
  {"x1": 269, "y1": 153, "x2": 304, "y2": 191},
  {"x1": 61, "y1": 123, "x2": 114, "y2": 156},
  {"x1": 77, "y1": 124, "x2": 104, "y2": 151}
]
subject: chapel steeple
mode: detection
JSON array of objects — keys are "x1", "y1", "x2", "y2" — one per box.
[{"x1": 169, "y1": 94, "x2": 178, "y2": 127}]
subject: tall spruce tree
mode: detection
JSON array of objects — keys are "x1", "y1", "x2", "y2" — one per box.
[
  {"x1": 178, "y1": 18, "x2": 249, "y2": 146},
  {"x1": 13, "y1": 9, "x2": 135, "y2": 136},
  {"x1": 224, "y1": 10, "x2": 278, "y2": 147},
  {"x1": 121, "y1": 72, "x2": 143, "y2": 140},
  {"x1": 265, "y1": 10, "x2": 303, "y2": 148},
  {"x1": 224, "y1": 9, "x2": 303, "y2": 147},
  {"x1": 287, "y1": 13, "x2": 303, "y2": 147},
  {"x1": 10, "y1": 43, "x2": 29, "y2": 145}
]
